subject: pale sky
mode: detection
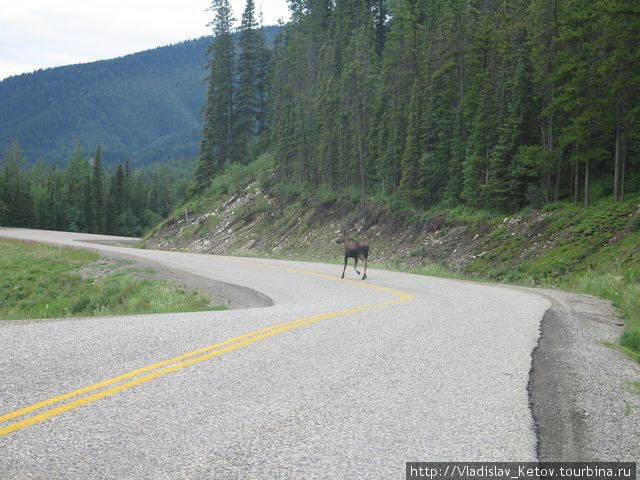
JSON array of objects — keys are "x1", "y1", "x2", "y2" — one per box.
[{"x1": 0, "y1": 0, "x2": 289, "y2": 80}]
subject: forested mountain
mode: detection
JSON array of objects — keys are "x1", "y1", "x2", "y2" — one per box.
[
  {"x1": 196, "y1": 0, "x2": 640, "y2": 211},
  {"x1": 0, "y1": 27, "x2": 279, "y2": 167}
]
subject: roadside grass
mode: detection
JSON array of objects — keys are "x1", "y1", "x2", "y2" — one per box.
[
  {"x1": 0, "y1": 239, "x2": 224, "y2": 320},
  {"x1": 367, "y1": 261, "x2": 469, "y2": 281}
]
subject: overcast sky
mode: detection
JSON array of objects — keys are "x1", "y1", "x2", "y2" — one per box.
[{"x1": 0, "y1": 0, "x2": 289, "y2": 80}]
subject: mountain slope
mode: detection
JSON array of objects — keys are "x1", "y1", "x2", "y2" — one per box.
[{"x1": 0, "y1": 27, "x2": 278, "y2": 166}]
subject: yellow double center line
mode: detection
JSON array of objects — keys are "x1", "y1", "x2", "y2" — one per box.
[{"x1": 0, "y1": 258, "x2": 412, "y2": 436}]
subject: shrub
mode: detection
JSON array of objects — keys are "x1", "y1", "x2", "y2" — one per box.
[{"x1": 621, "y1": 330, "x2": 640, "y2": 352}]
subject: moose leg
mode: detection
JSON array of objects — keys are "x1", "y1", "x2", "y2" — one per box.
[
  {"x1": 341, "y1": 255, "x2": 348, "y2": 279},
  {"x1": 362, "y1": 254, "x2": 368, "y2": 280},
  {"x1": 353, "y1": 257, "x2": 361, "y2": 275}
]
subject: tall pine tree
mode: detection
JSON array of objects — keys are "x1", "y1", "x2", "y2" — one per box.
[
  {"x1": 234, "y1": 0, "x2": 260, "y2": 162},
  {"x1": 192, "y1": 0, "x2": 236, "y2": 195}
]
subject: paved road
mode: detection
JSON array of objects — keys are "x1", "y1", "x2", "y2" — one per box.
[{"x1": 0, "y1": 228, "x2": 551, "y2": 479}]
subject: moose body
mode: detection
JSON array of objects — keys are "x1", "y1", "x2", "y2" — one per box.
[{"x1": 336, "y1": 230, "x2": 369, "y2": 280}]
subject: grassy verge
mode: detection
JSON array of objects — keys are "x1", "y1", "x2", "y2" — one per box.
[
  {"x1": 0, "y1": 239, "x2": 224, "y2": 320},
  {"x1": 464, "y1": 196, "x2": 640, "y2": 362}
]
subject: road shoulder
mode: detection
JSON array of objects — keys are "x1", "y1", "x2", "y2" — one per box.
[{"x1": 528, "y1": 288, "x2": 640, "y2": 460}]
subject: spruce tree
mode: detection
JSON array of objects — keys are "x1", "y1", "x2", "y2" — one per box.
[
  {"x1": 192, "y1": 0, "x2": 235, "y2": 195},
  {"x1": 1, "y1": 140, "x2": 34, "y2": 227},
  {"x1": 64, "y1": 143, "x2": 90, "y2": 231},
  {"x1": 91, "y1": 146, "x2": 105, "y2": 233},
  {"x1": 106, "y1": 164, "x2": 125, "y2": 234},
  {"x1": 256, "y1": 10, "x2": 271, "y2": 136},
  {"x1": 399, "y1": 80, "x2": 422, "y2": 206},
  {"x1": 234, "y1": 0, "x2": 260, "y2": 162}
]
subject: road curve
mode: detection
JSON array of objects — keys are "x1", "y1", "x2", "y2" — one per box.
[{"x1": 0, "y1": 228, "x2": 551, "y2": 479}]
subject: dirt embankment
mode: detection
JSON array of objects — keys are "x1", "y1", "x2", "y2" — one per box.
[{"x1": 143, "y1": 183, "x2": 568, "y2": 276}]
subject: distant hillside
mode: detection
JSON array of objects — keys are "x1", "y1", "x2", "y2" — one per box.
[{"x1": 0, "y1": 26, "x2": 279, "y2": 167}]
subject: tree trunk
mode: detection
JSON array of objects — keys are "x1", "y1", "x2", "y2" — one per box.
[
  {"x1": 544, "y1": 169, "x2": 550, "y2": 203},
  {"x1": 353, "y1": 74, "x2": 366, "y2": 199},
  {"x1": 550, "y1": 109, "x2": 557, "y2": 201},
  {"x1": 584, "y1": 158, "x2": 590, "y2": 208},
  {"x1": 300, "y1": 106, "x2": 310, "y2": 186},
  {"x1": 621, "y1": 128, "x2": 626, "y2": 201},
  {"x1": 569, "y1": 162, "x2": 575, "y2": 199},
  {"x1": 485, "y1": 147, "x2": 490, "y2": 184},
  {"x1": 327, "y1": 122, "x2": 334, "y2": 192},
  {"x1": 573, "y1": 160, "x2": 579, "y2": 206},
  {"x1": 614, "y1": 103, "x2": 621, "y2": 201},
  {"x1": 392, "y1": 125, "x2": 397, "y2": 196}
]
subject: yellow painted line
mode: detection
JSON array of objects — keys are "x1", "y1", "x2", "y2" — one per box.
[
  {"x1": 0, "y1": 258, "x2": 412, "y2": 436},
  {"x1": 224, "y1": 256, "x2": 410, "y2": 298},
  {"x1": 0, "y1": 318, "x2": 307, "y2": 423}
]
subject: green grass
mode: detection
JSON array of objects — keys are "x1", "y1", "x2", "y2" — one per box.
[
  {"x1": 0, "y1": 239, "x2": 224, "y2": 320},
  {"x1": 462, "y1": 195, "x2": 640, "y2": 362},
  {"x1": 368, "y1": 261, "x2": 468, "y2": 280}
]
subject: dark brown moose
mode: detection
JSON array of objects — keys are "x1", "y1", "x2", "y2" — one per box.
[{"x1": 336, "y1": 230, "x2": 369, "y2": 280}]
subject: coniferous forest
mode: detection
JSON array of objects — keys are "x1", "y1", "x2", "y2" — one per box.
[
  {"x1": 195, "y1": 0, "x2": 640, "y2": 211},
  {"x1": 0, "y1": 140, "x2": 192, "y2": 236},
  {"x1": 2, "y1": 0, "x2": 640, "y2": 237}
]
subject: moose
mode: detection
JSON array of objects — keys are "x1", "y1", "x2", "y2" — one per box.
[{"x1": 336, "y1": 230, "x2": 369, "y2": 280}]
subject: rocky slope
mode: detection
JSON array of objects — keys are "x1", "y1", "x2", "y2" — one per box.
[{"x1": 143, "y1": 181, "x2": 640, "y2": 284}]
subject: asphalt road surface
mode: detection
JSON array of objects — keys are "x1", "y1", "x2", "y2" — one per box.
[{"x1": 0, "y1": 228, "x2": 612, "y2": 478}]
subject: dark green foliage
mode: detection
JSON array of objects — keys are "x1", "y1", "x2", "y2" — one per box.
[
  {"x1": 0, "y1": 140, "x2": 193, "y2": 237},
  {"x1": 234, "y1": 0, "x2": 261, "y2": 162},
  {"x1": 214, "y1": 0, "x2": 639, "y2": 212},
  {"x1": 0, "y1": 140, "x2": 34, "y2": 227},
  {"x1": 192, "y1": 0, "x2": 237, "y2": 196},
  {"x1": 399, "y1": 81, "x2": 422, "y2": 206},
  {"x1": 91, "y1": 146, "x2": 105, "y2": 233},
  {"x1": 621, "y1": 331, "x2": 640, "y2": 352}
]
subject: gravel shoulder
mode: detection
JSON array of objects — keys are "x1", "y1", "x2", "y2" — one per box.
[{"x1": 524, "y1": 287, "x2": 640, "y2": 461}]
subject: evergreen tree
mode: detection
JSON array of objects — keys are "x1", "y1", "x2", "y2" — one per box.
[
  {"x1": 106, "y1": 164, "x2": 125, "y2": 234},
  {"x1": 192, "y1": 0, "x2": 236, "y2": 195},
  {"x1": 91, "y1": 146, "x2": 105, "y2": 233},
  {"x1": 64, "y1": 143, "x2": 90, "y2": 231},
  {"x1": 234, "y1": 0, "x2": 260, "y2": 162},
  {"x1": 256, "y1": 9, "x2": 272, "y2": 136},
  {"x1": 28, "y1": 160, "x2": 49, "y2": 229},
  {"x1": 399, "y1": 80, "x2": 422, "y2": 206},
  {"x1": 1, "y1": 140, "x2": 34, "y2": 227}
]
